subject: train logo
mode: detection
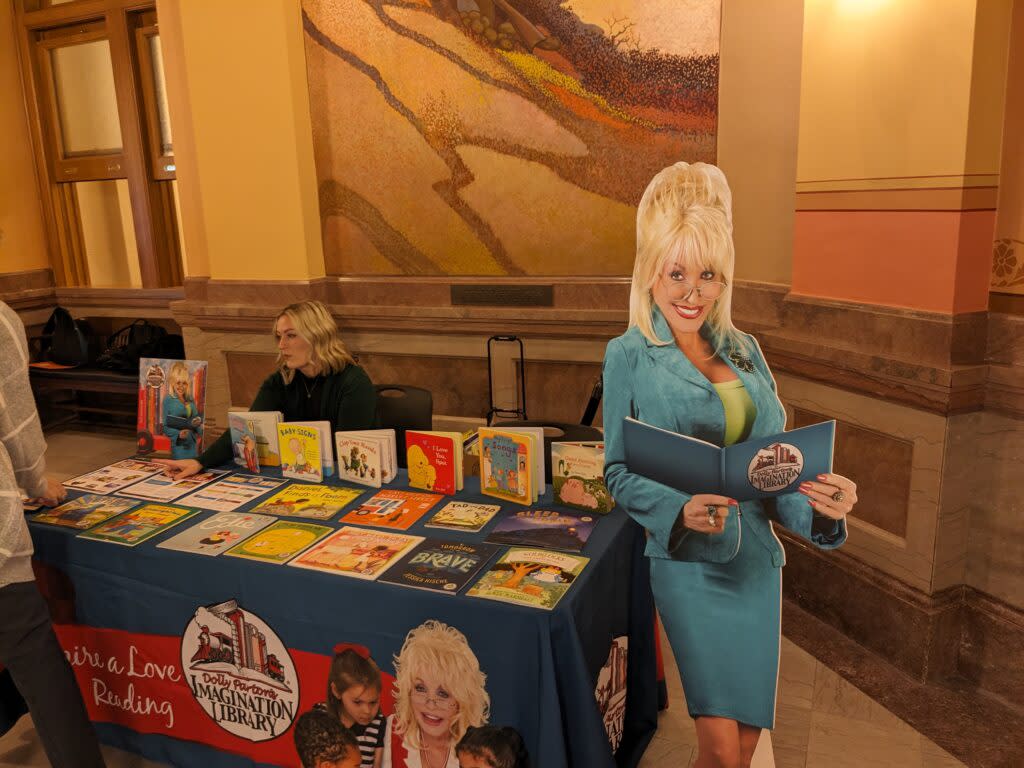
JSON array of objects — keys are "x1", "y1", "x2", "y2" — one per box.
[
  {"x1": 747, "y1": 441, "x2": 804, "y2": 493},
  {"x1": 181, "y1": 599, "x2": 299, "y2": 741}
]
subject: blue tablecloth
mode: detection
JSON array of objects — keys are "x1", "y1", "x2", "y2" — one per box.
[{"x1": 23, "y1": 466, "x2": 658, "y2": 767}]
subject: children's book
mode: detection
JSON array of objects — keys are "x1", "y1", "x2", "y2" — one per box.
[
  {"x1": 21, "y1": 497, "x2": 44, "y2": 512},
  {"x1": 349, "y1": 429, "x2": 397, "y2": 483},
  {"x1": 405, "y1": 431, "x2": 463, "y2": 495},
  {"x1": 290, "y1": 420, "x2": 334, "y2": 477},
  {"x1": 334, "y1": 433, "x2": 385, "y2": 489},
  {"x1": 176, "y1": 474, "x2": 286, "y2": 512},
  {"x1": 494, "y1": 426, "x2": 545, "y2": 491},
  {"x1": 78, "y1": 503, "x2": 198, "y2": 546},
  {"x1": 31, "y1": 494, "x2": 139, "y2": 530},
  {"x1": 467, "y1": 547, "x2": 589, "y2": 610},
  {"x1": 339, "y1": 489, "x2": 443, "y2": 531},
  {"x1": 478, "y1": 428, "x2": 536, "y2": 506},
  {"x1": 136, "y1": 357, "x2": 208, "y2": 459},
  {"x1": 623, "y1": 417, "x2": 836, "y2": 501},
  {"x1": 157, "y1": 511, "x2": 277, "y2": 556},
  {"x1": 551, "y1": 441, "x2": 614, "y2": 514},
  {"x1": 250, "y1": 484, "x2": 364, "y2": 520},
  {"x1": 63, "y1": 459, "x2": 165, "y2": 495},
  {"x1": 485, "y1": 508, "x2": 596, "y2": 553},
  {"x1": 223, "y1": 520, "x2": 332, "y2": 564},
  {"x1": 425, "y1": 501, "x2": 502, "y2": 533},
  {"x1": 378, "y1": 539, "x2": 500, "y2": 594},
  {"x1": 289, "y1": 526, "x2": 424, "y2": 580},
  {"x1": 228, "y1": 410, "x2": 282, "y2": 467},
  {"x1": 278, "y1": 423, "x2": 323, "y2": 482},
  {"x1": 228, "y1": 413, "x2": 261, "y2": 472},
  {"x1": 113, "y1": 469, "x2": 228, "y2": 503}
]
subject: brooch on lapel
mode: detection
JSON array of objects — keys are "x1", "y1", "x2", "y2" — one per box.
[{"x1": 728, "y1": 350, "x2": 755, "y2": 373}]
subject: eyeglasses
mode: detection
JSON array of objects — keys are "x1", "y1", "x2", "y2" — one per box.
[
  {"x1": 661, "y1": 272, "x2": 726, "y2": 301},
  {"x1": 411, "y1": 688, "x2": 458, "y2": 711}
]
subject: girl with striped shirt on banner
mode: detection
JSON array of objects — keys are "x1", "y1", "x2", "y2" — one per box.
[{"x1": 318, "y1": 644, "x2": 386, "y2": 768}]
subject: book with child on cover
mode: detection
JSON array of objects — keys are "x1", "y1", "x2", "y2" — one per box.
[
  {"x1": 157, "y1": 511, "x2": 277, "y2": 556},
  {"x1": 250, "y1": 484, "x2": 364, "y2": 520},
  {"x1": 289, "y1": 526, "x2": 423, "y2": 580},
  {"x1": 467, "y1": 547, "x2": 589, "y2": 610},
  {"x1": 228, "y1": 410, "x2": 282, "y2": 468},
  {"x1": 278, "y1": 423, "x2": 323, "y2": 483},
  {"x1": 78, "y1": 503, "x2": 198, "y2": 546},
  {"x1": 31, "y1": 494, "x2": 138, "y2": 530},
  {"x1": 478, "y1": 428, "x2": 536, "y2": 506},
  {"x1": 339, "y1": 489, "x2": 442, "y2": 531},
  {"x1": 378, "y1": 538, "x2": 500, "y2": 594}
]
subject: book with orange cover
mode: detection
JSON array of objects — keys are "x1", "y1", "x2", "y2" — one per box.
[
  {"x1": 404, "y1": 430, "x2": 463, "y2": 495},
  {"x1": 339, "y1": 489, "x2": 443, "y2": 531}
]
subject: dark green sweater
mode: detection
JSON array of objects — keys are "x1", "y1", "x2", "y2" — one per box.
[{"x1": 199, "y1": 364, "x2": 378, "y2": 468}]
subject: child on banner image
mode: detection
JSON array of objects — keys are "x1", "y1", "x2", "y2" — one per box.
[
  {"x1": 317, "y1": 644, "x2": 386, "y2": 768},
  {"x1": 384, "y1": 620, "x2": 490, "y2": 768},
  {"x1": 154, "y1": 300, "x2": 377, "y2": 479},
  {"x1": 294, "y1": 708, "x2": 362, "y2": 768},
  {"x1": 455, "y1": 725, "x2": 530, "y2": 768},
  {"x1": 602, "y1": 162, "x2": 860, "y2": 768},
  {"x1": 161, "y1": 360, "x2": 203, "y2": 459}
]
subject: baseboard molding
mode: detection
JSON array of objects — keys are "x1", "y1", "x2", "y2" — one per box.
[{"x1": 779, "y1": 528, "x2": 1024, "y2": 708}]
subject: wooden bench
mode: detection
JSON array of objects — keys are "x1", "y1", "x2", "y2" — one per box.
[{"x1": 29, "y1": 366, "x2": 137, "y2": 432}]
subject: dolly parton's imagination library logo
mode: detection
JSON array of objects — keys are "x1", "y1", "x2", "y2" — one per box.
[
  {"x1": 747, "y1": 442, "x2": 804, "y2": 492},
  {"x1": 181, "y1": 599, "x2": 298, "y2": 741}
]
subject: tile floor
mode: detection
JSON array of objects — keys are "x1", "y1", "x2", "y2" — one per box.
[{"x1": 1, "y1": 430, "x2": 970, "y2": 768}]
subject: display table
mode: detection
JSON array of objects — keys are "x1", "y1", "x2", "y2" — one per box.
[{"x1": 21, "y1": 465, "x2": 658, "y2": 767}]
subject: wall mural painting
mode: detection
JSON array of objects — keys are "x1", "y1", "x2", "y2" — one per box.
[{"x1": 302, "y1": 0, "x2": 721, "y2": 276}]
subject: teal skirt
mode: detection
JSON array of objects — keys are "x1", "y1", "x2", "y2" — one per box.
[{"x1": 650, "y1": 529, "x2": 782, "y2": 729}]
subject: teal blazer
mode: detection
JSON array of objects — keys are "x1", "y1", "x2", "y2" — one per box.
[{"x1": 602, "y1": 308, "x2": 846, "y2": 564}]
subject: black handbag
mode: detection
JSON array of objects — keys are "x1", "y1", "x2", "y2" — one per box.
[{"x1": 39, "y1": 306, "x2": 93, "y2": 366}]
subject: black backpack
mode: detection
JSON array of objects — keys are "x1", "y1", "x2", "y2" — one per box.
[
  {"x1": 39, "y1": 306, "x2": 93, "y2": 366},
  {"x1": 96, "y1": 320, "x2": 173, "y2": 375}
]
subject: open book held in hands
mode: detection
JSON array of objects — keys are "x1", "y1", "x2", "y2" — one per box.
[{"x1": 623, "y1": 417, "x2": 835, "y2": 501}]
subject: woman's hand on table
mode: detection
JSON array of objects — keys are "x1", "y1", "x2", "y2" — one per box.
[
  {"x1": 681, "y1": 494, "x2": 738, "y2": 535},
  {"x1": 799, "y1": 473, "x2": 857, "y2": 519},
  {"x1": 152, "y1": 458, "x2": 202, "y2": 479},
  {"x1": 34, "y1": 478, "x2": 67, "y2": 507}
]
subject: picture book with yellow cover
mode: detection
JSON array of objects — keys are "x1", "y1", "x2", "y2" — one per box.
[
  {"x1": 278, "y1": 423, "x2": 323, "y2": 482},
  {"x1": 250, "y1": 483, "x2": 364, "y2": 520},
  {"x1": 223, "y1": 520, "x2": 332, "y2": 564},
  {"x1": 479, "y1": 428, "x2": 536, "y2": 506}
]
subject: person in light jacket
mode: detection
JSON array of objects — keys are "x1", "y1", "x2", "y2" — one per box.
[
  {"x1": 0, "y1": 300, "x2": 106, "y2": 768},
  {"x1": 602, "y1": 163, "x2": 858, "y2": 768}
]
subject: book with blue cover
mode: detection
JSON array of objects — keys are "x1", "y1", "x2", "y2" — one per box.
[
  {"x1": 622, "y1": 417, "x2": 835, "y2": 501},
  {"x1": 378, "y1": 539, "x2": 500, "y2": 594}
]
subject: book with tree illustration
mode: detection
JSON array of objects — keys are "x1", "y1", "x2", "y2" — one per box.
[
  {"x1": 467, "y1": 547, "x2": 589, "y2": 610},
  {"x1": 551, "y1": 441, "x2": 613, "y2": 514}
]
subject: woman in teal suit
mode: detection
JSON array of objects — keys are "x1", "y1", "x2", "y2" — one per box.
[{"x1": 603, "y1": 162, "x2": 858, "y2": 768}]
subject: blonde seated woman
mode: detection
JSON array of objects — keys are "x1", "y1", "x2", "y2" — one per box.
[{"x1": 156, "y1": 300, "x2": 378, "y2": 478}]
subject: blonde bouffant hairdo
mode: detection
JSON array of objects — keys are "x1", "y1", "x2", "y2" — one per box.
[
  {"x1": 629, "y1": 161, "x2": 749, "y2": 356},
  {"x1": 274, "y1": 301, "x2": 355, "y2": 384},
  {"x1": 392, "y1": 620, "x2": 489, "y2": 751}
]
